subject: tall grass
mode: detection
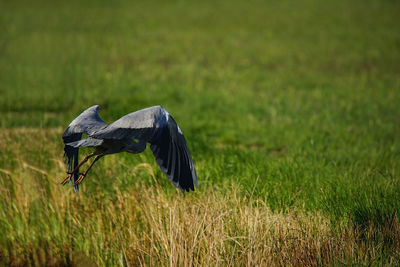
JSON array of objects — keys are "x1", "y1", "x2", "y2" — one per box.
[
  {"x1": 1, "y1": 0, "x2": 400, "y2": 265},
  {"x1": 0, "y1": 129, "x2": 399, "y2": 266}
]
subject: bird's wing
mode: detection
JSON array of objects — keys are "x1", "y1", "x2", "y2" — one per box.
[
  {"x1": 92, "y1": 106, "x2": 198, "y2": 192},
  {"x1": 63, "y1": 105, "x2": 108, "y2": 137},
  {"x1": 62, "y1": 105, "x2": 108, "y2": 192}
]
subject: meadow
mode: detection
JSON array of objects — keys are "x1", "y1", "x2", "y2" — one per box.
[{"x1": 1, "y1": 0, "x2": 400, "y2": 265}]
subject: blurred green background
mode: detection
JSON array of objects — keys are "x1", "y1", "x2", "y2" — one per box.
[{"x1": 1, "y1": 0, "x2": 400, "y2": 223}]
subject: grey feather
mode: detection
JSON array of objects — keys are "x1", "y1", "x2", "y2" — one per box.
[
  {"x1": 62, "y1": 105, "x2": 197, "y2": 192},
  {"x1": 66, "y1": 137, "x2": 104, "y2": 148},
  {"x1": 62, "y1": 105, "x2": 108, "y2": 192},
  {"x1": 63, "y1": 133, "x2": 81, "y2": 192},
  {"x1": 63, "y1": 105, "x2": 108, "y2": 137},
  {"x1": 91, "y1": 106, "x2": 165, "y2": 141}
]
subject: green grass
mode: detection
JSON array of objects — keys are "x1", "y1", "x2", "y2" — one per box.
[{"x1": 1, "y1": 0, "x2": 400, "y2": 265}]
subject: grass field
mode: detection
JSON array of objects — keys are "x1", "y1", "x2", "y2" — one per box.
[{"x1": 1, "y1": 0, "x2": 400, "y2": 265}]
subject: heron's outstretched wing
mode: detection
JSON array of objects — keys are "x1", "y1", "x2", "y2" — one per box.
[
  {"x1": 62, "y1": 105, "x2": 108, "y2": 192},
  {"x1": 149, "y1": 115, "x2": 198, "y2": 192},
  {"x1": 92, "y1": 106, "x2": 198, "y2": 192}
]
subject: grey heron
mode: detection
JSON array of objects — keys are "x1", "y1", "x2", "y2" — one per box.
[{"x1": 61, "y1": 105, "x2": 198, "y2": 193}]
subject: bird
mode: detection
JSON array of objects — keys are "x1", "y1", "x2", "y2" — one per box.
[{"x1": 61, "y1": 105, "x2": 198, "y2": 193}]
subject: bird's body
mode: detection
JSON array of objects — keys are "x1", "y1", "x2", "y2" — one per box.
[
  {"x1": 68, "y1": 136, "x2": 146, "y2": 155},
  {"x1": 62, "y1": 105, "x2": 197, "y2": 192}
]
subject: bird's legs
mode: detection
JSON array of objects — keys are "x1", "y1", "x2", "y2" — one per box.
[
  {"x1": 74, "y1": 155, "x2": 103, "y2": 186},
  {"x1": 61, "y1": 153, "x2": 96, "y2": 185}
]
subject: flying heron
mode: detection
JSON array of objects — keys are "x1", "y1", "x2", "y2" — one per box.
[{"x1": 61, "y1": 105, "x2": 198, "y2": 192}]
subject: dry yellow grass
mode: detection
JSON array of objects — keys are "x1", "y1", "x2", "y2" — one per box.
[{"x1": 0, "y1": 129, "x2": 399, "y2": 266}]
